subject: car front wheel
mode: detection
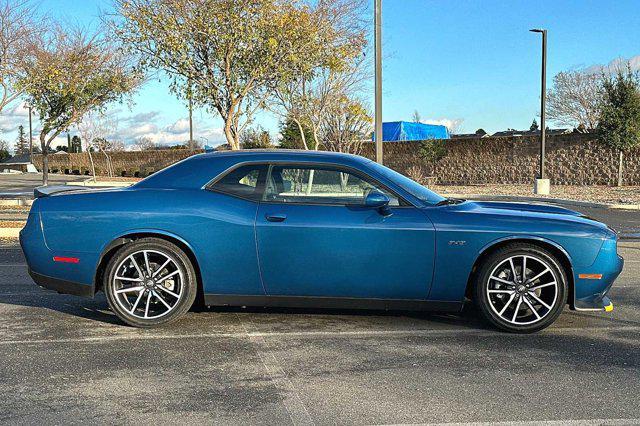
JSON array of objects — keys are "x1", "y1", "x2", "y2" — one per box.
[
  {"x1": 474, "y1": 243, "x2": 568, "y2": 333},
  {"x1": 104, "y1": 238, "x2": 197, "y2": 328}
]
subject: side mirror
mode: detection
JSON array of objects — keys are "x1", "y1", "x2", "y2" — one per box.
[{"x1": 364, "y1": 191, "x2": 392, "y2": 216}]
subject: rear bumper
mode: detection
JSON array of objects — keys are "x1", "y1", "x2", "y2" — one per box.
[{"x1": 28, "y1": 268, "x2": 94, "y2": 298}]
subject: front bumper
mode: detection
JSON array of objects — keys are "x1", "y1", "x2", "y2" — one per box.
[{"x1": 572, "y1": 238, "x2": 623, "y2": 311}]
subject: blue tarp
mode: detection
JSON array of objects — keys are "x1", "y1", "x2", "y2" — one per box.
[{"x1": 372, "y1": 121, "x2": 450, "y2": 141}]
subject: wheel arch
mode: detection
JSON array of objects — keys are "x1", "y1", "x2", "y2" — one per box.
[
  {"x1": 94, "y1": 230, "x2": 205, "y2": 306},
  {"x1": 464, "y1": 236, "x2": 575, "y2": 307}
]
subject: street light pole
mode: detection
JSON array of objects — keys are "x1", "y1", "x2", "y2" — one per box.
[
  {"x1": 188, "y1": 80, "x2": 194, "y2": 151},
  {"x1": 28, "y1": 106, "x2": 33, "y2": 160},
  {"x1": 374, "y1": 0, "x2": 383, "y2": 164},
  {"x1": 530, "y1": 28, "x2": 549, "y2": 195}
]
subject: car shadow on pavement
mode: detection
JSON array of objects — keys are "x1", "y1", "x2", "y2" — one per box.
[
  {"x1": 3, "y1": 283, "x2": 638, "y2": 331},
  {"x1": 1, "y1": 286, "x2": 495, "y2": 330},
  {"x1": 0, "y1": 291, "x2": 124, "y2": 326}
]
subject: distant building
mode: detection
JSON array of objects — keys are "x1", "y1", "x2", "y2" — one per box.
[
  {"x1": 372, "y1": 121, "x2": 450, "y2": 141},
  {"x1": 491, "y1": 128, "x2": 572, "y2": 137},
  {"x1": 452, "y1": 129, "x2": 490, "y2": 139},
  {"x1": 0, "y1": 153, "x2": 36, "y2": 173}
]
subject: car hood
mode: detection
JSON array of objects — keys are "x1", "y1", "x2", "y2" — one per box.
[
  {"x1": 445, "y1": 200, "x2": 617, "y2": 239},
  {"x1": 470, "y1": 201, "x2": 583, "y2": 217}
]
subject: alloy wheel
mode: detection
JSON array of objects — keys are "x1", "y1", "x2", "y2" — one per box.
[
  {"x1": 486, "y1": 254, "x2": 559, "y2": 326},
  {"x1": 111, "y1": 249, "x2": 185, "y2": 320}
]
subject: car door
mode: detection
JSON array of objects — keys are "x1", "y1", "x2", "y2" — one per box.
[{"x1": 255, "y1": 163, "x2": 436, "y2": 300}]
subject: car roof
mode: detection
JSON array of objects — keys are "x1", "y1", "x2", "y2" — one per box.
[
  {"x1": 199, "y1": 149, "x2": 373, "y2": 164},
  {"x1": 135, "y1": 149, "x2": 374, "y2": 190}
]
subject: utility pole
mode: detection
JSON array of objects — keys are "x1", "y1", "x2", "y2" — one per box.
[
  {"x1": 28, "y1": 105, "x2": 33, "y2": 160},
  {"x1": 188, "y1": 95, "x2": 194, "y2": 151},
  {"x1": 530, "y1": 28, "x2": 549, "y2": 195},
  {"x1": 374, "y1": 0, "x2": 383, "y2": 164}
]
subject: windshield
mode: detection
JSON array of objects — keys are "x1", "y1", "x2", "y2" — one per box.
[{"x1": 367, "y1": 161, "x2": 446, "y2": 206}]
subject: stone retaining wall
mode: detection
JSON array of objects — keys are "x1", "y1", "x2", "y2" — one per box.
[
  {"x1": 33, "y1": 134, "x2": 640, "y2": 185},
  {"x1": 360, "y1": 133, "x2": 640, "y2": 186},
  {"x1": 33, "y1": 150, "x2": 203, "y2": 177}
]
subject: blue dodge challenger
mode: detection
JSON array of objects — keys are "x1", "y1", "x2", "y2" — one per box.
[{"x1": 20, "y1": 150, "x2": 623, "y2": 332}]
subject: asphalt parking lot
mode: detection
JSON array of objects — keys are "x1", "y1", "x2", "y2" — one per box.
[
  {"x1": 0, "y1": 173, "x2": 82, "y2": 197},
  {"x1": 1, "y1": 238, "x2": 639, "y2": 425}
]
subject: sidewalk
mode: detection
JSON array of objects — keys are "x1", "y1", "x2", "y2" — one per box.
[{"x1": 432, "y1": 184, "x2": 640, "y2": 207}]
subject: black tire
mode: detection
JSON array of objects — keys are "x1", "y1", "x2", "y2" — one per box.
[
  {"x1": 474, "y1": 243, "x2": 568, "y2": 333},
  {"x1": 104, "y1": 238, "x2": 197, "y2": 328}
]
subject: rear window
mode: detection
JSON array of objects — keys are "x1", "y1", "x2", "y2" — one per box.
[{"x1": 208, "y1": 164, "x2": 268, "y2": 201}]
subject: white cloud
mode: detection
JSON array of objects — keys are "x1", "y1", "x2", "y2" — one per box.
[
  {"x1": 421, "y1": 117, "x2": 464, "y2": 133},
  {"x1": 114, "y1": 115, "x2": 225, "y2": 148},
  {"x1": 165, "y1": 118, "x2": 190, "y2": 134},
  {"x1": 0, "y1": 103, "x2": 30, "y2": 135}
]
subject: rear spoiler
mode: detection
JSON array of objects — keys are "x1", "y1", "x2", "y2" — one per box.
[{"x1": 34, "y1": 185, "x2": 91, "y2": 199}]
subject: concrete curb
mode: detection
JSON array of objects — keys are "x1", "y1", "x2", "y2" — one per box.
[
  {"x1": 0, "y1": 199, "x2": 33, "y2": 206},
  {"x1": 0, "y1": 228, "x2": 21, "y2": 238},
  {"x1": 443, "y1": 193, "x2": 640, "y2": 211},
  {"x1": 66, "y1": 180, "x2": 133, "y2": 188}
]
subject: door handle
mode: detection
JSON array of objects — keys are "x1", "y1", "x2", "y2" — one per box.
[{"x1": 265, "y1": 213, "x2": 287, "y2": 222}]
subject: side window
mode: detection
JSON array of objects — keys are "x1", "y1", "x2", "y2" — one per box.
[
  {"x1": 265, "y1": 166, "x2": 400, "y2": 206},
  {"x1": 209, "y1": 164, "x2": 267, "y2": 201}
]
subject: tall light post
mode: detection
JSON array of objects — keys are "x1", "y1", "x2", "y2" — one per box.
[
  {"x1": 530, "y1": 28, "x2": 549, "y2": 195},
  {"x1": 27, "y1": 105, "x2": 33, "y2": 160},
  {"x1": 188, "y1": 80, "x2": 194, "y2": 151},
  {"x1": 374, "y1": 0, "x2": 383, "y2": 164}
]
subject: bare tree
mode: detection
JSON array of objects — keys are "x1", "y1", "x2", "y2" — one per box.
[
  {"x1": 77, "y1": 112, "x2": 119, "y2": 179},
  {"x1": 0, "y1": 0, "x2": 42, "y2": 114},
  {"x1": 547, "y1": 70, "x2": 604, "y2": 130},
  {"x1": 132, "y1": 136, "x2": 156, "y2": 151},
  {"x1": 412, "y1": 110, "x2": 421, "y2": 123},
  {"x1": 322, "y1": 96, "x2": 372, "y2": 155},
  {"x1": 109, "y1": 140, "x2": 126, "y2": 152}
]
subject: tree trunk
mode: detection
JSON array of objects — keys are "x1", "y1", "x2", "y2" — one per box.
[
  {"x1": 40, "y1": 132, "x2": 48, "y2": 186},
  {"x1": 224, "y1": 123, "x2": 239, "y2": 150},
  {"x1": 617, "y1": 150, "x2": 624, "y2": 187},
  {"x1": 294, "y1": 119, "x2": 309, "y2": 150},
  {"x1": 87, "y1": 146, "x2": 96, "y2": 182},
  {"x1": 101, "y1": 149, "x2": 113, "y2": 177},
  {"x1": 306, "y1": 169, "x2": 315, "y2": 195}
]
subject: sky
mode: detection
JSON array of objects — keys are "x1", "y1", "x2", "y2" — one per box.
[{"x1": 1, "y1": 0, "x2": 640, "y2": 151}]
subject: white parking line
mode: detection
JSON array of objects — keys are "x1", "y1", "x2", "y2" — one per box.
[
  {"x1": 398, "y1": 419, "x2": 640, "y2": 426},
  {"x1": 238, "y1": 313, "x2": 315, "y2": 426}
]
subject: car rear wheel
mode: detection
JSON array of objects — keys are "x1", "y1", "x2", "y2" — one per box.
[
  {"x1": 474, "y1": 243, "x2": 568, "y2": 333},
  {"x1": 104, "y1": 238, "x2": 197, "y2": 328}
]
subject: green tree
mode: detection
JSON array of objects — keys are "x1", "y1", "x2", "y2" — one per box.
[
  {"x1": 14, "y1": 124, "x2": 28, "y2": 154},
  {"x1": 0, "y1": 139, "x2": 9, "y2": 160},
  {"x1": 241, "y1": 125, "x2": 274, "y2": 149},
  {"x1": 529, "y1": 119, "x2": 539, "y2": 131},
  {"x1": 114, "y1": 0, "x2": 352, "y2": 150},
  {"x1": 279, "y1": 117, "x2": 312, "y2": 149},
  {"x1": 18, "y1": 26, "x2": 140, "y2": 184},
  {"x1": 71, "y1": 135, "x2": 82, "y2": 153},
  {"x1": 598, "y1": 67, "x2": 640, "y2": 186}
]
